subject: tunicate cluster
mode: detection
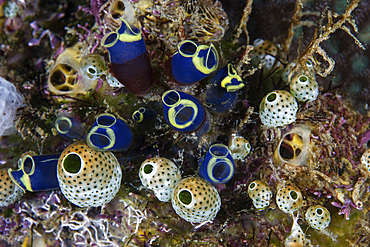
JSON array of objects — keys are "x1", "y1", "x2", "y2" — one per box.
[
  {"x1": 259, "y1": 90, "x2": 298, "y2": 127},
  {"x1": 139, "y1": 157, "x2": 181, "y2": 202},
  {"x1": 0, "y1": 76, "x2": 23, "y2": 137},
  {"x1": 171, "y1": 176, "x2": 221, "y2": 223},
  {"x1": 248, "y1": 180, "x2": 272, "y2": 210}
]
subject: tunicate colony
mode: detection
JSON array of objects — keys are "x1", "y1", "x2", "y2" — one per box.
[{"x1": 0, "y1": 4, "x2": 368, "y2": 245}]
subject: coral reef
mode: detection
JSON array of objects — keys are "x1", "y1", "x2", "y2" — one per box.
[{"x1": 0, "y1": 0, "x2": 369, "y2": 246}]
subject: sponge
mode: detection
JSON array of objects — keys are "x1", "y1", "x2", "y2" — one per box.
[{"x1": 0, "y1": 76, "x2": 23, "y2": 137}]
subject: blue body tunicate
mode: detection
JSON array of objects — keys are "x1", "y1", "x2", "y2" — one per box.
[
  {"x1": 87, "y1": 113, "x2": 133, "y2": 151},
  {"x1": 171, "y1": 40, "x2": 219, "y2": 85},
  {"x1": 205, "y1": 86, "x2": 238, "y2": 113},
  {"x1": 162, "y1": 90, "x2": 209, "y2": 135},
  {"x1": 199, "y1": 144, "x2": 235, "y2": 184},
  {"x1": 55, "y1": 116, "x2": 86, "y2": 140},
  {"x1": 132, "y1": 107, "x2": 156, "y2": 123},
  {"x1": 8, "y1": 153, "x2": 61, "y2": 192},
  {"x1": 205, "y1": 64, "x2": 244, "y2": 113},
  {"x1": 102, "y1": 19, "x2": 146, "y2": 64},
  {"x1": 101, "y1": 18, "x2": 153, "y2": 96},
  {"x1": 211, "y1": 64, "x2": 245, "y2": 92}
]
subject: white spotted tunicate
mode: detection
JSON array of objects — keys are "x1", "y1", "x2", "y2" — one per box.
[
  {"x1": 284, "y1": 215, "x2": 306, "y2": 247},
  {"x1": 276, "y1": 183, "x2": 303, "y2": 214},
  {"x1": 0, "y1": 169, "x2": 24, "y2": 207},
  {"x1": 251, "y1": 39, "x2": 282, "y2": 76},
  {"x1": 248, "y1": 180, "x2": 272, "y2": 210},
  {"x1": 57, "y1": 141, "x2": 122, "y2": 207},
  {"x1": 105, "y1": 72, "x2": 124, "y2": 88},
  {"x1": 305, "y1": 205, "x2": 331, "y2": 230},
  {"x1": 360, "y1": 148, "x2": 370, "y2": 175},
  {"x1": 259, "y1": 90, "x2": 298, "y2": 128},
  {"x1": 139, "y1": 157, "x2": 181, "y2": 202},
  {"x1": 290, "y1": 74, "x2": 319, "y2": 102},
  {"x1": 171, "y1": 176, "x2": 221, "y2": 224}
]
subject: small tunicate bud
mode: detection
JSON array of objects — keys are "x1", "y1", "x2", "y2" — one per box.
[
  {"x1": 290, "y1": 75, "x2": 319, "y2": 102},
  {"x1": 139, "y1": 157, "x2": 181, "y2": 202},
  {"x1": 360, "y1": 148, "x2": 370, "y2": 175},
  {"x1": 251, "y1": 39, "x2": 282, "y2": 76},
  {"x1": 305, "y1": 205, "x2": 331, "y2": 230},
  {"x1": 80, "y1": 54, "x2": 106, "y2": 79},
  {"x1": 248, "y1": 180, "x2": 272, "y2": 210},
  {"x1": 105, "y1": 72, "x2": 124, "y2": 88},
  {"x1": 171, "y1": 176, "x2": 221, "y2": 223},
  {"x1": 259, "y1": 90, "x2": 298, "y2": 128},
  {"x1": 228, "y1": 134, "x2": 251, "y2": 160},
  {"x1": 284, "y1": 215, "x2": 306, "y2": 247},
  {"x1": 276, "y1": 184, "x2": 303, "y2": 214},
  {"x1": 281, "y1": 59, "x2": 315, "y2": 84}
]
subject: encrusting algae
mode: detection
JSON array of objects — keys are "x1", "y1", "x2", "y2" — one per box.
[{"x1": 0, "y1": 0, "x2": 369, "y2": 246}]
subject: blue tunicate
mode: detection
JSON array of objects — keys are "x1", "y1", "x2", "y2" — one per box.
[
  {"x1": 55, "y1": 116, "x2": 86, "y2": 140},
  {"x1": 87, "y1": 113, "x2": 133, "y2": 151},
  {"x1": 171, "y1": 40, "x2": 219, "y2": 85},
  {"x1": 8, "y1": 153, "x2": 61, "y2": 192},
  {"x1": 198, "y1": 144, "x2": 235, "y2": 184},
  {"x1": 162, "y1": 90, "x2": 209, "y2": 135}
]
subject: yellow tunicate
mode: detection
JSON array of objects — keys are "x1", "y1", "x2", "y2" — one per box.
[{"x1": 47, "y1": 45, "x2": 98, "y2": 98}]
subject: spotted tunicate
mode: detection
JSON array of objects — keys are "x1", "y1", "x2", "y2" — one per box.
[
  {"x1": 171, "y1": 176, "x2": 221, "y2": 224},
  {"x1": 259, "y1": 90, "x2": 298, "y2": 128},
  {"x1": 139, "y1": 157, "x2": 181, "y2": 202},
  {"x1": 248, "y1": 180, "x2": 272, "y2": 210},
  {"x1": 57, "y1": 141, "x2": 122, "y2": 207},
  {"x1": 290, "y1": 75, "x2": 319, "y2": 102},
  {"x1": 0, "y1": 169, "x2": 24, "y2": 207},
  {"x1": 360, "y1": 148, "x2": 370, "y2": 175},
  {"x1": 305, "y1": 205, "x2": 331, "y2": 230},
  {"x1": 276, "y1": 183, "x2": 303, "y2": 214}
]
